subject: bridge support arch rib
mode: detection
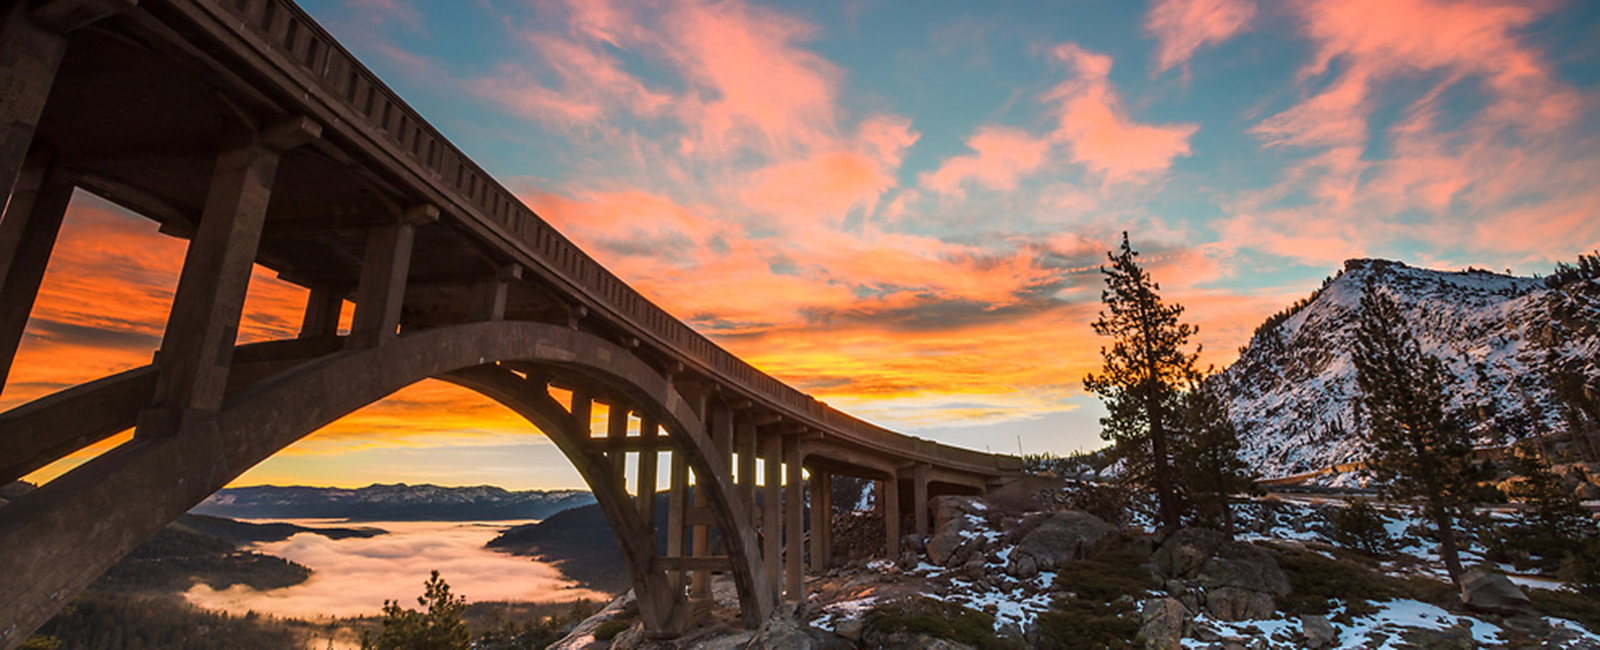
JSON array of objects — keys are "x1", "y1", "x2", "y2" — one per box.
[{"x1": 0, "y1": 322, "x2": 774, "y2": 646}]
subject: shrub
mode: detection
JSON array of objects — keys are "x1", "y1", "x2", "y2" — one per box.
[
  {"x1": 1063, "y1": 481, "x2": 1134, "y2": 525},
  {"x1": 1322, "y1": 499, "x2": 1400, "y2": 557},
  {"x1": 591, "y1": 619, "x2": 631, "y2": 641},
  {"x1": 1032, "y1": 538, "x2": 1155, "y2": 649},
  {"x1": 863, "y1": 597, "x2": 1018, "y2": 650},
  {"x1": 1265, "y1": 541, "x2": 1453, "y2": 625}
]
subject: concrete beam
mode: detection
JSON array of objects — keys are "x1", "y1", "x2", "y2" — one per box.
[
  {"x1": 298, "y1": 285, "x2": 344, "y2": 340},
  {"x1": 761, "y1": 431, "x2": 782, "y2": 603}
]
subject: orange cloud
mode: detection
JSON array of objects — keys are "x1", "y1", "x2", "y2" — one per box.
[
  {"x1": 1047, "y1": 44, "x2": 1199, "y2": 184},
  {"x1": 1144, "y1": 0, "x2": 1256, "y2": 74},
  {"x1": 920, "y1": 126, "x2": 1052, "y2": 198}
]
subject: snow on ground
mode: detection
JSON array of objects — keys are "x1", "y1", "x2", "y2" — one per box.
[{"x1": 1180, "y1": 599, "x2": 1600, "y2": 649}]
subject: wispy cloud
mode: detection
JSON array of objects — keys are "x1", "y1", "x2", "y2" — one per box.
[{"x1": 1144, "y1": 0, "x2": 1256, "y2": 75}]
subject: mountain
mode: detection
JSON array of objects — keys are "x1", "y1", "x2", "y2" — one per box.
[
  {"x1": 192, "y1": 483, "x2": 596, "y2": 521},
  {"x1": 1217, "y1": 258, "x2": 1600, "y2": 480},
  {"x1": 487, "y1": 495, "x2": 670, "y2": 594}
]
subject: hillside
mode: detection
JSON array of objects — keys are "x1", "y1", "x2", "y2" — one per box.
[
  {"x1": 1217, "y1": 259, "x2": 1600, "y2": 480},
  {"x1": 192, "y1": 483, "x2": 596, "y2": 521},
  {"x1": 488, "y1": 495, "x2": 670, "y2": 594}
]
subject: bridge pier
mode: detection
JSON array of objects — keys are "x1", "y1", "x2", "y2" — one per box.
[
  {"x1": 0, "y1": 2, "x2": 66, "y2": 214},
  {"x1": 137, "y1": 119, "x2": 318, "y2": 437},
  {"x1": 784, "y1": 435, "x2": 804, "y2": 599},
  {"x1": 912, "y1": 462, "x2": 930, "y2": 540},
  {"x1": 808, "y1": 468, "x2": 832, "y2": 571}
]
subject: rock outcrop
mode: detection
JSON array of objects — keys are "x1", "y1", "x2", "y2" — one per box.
[{"x1": 1152, "y1": 529, "x2": 1290, "y2": 622}]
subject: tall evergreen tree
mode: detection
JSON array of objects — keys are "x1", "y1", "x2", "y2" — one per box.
[
  {"x1": 1084, "y1": 233, "x2": 1200, "y2": 532},
  {"x1": 1350, "y1": 286, "x2": 1493, "y2": 585},
  {"x1": 1174, "y1": 380, "x2": 1256, "y2": 535}
]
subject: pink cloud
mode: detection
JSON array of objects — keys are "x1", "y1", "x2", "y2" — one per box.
[
  {"x1": 920, "y1": 126, "x2": 1052, "y2": 197},
  {"x1": 1046, "y1": 44, "x2": 1199, "y2": 184},
  {"x1": 1144, "y1": 0, "x2": 1256, "y2": 74},
  {"x1": 663, "y1": 0, "x2": 840, "y2": 156},
  {"x1": 1235, "y1": 0, "x2": 1594, "y2": 266}
]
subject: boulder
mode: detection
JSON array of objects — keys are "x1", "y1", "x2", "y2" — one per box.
[
  {"x1": 1152, "y1": 529, "x2": 1290, "y2": 622},
  {"x1": 1459, "y1": 569, "x2": 1536, "y2": 616},
  {"x1": 1006, "y1": 552, "x2": 1039, "y2": 579},
  {"x1": 747, "y1": 602, "x2": 817, "y2": 650},
  {"x1": 926, "y1": 518, "x2": 970, "y2": 566},
  {"x1": 1575, "y1": 481, "x2": 1600, "y2": 501},
  {"x1": 1009, "y1": 510, "x2": 1115, "y2": 571},
  {"x1": 1204, "y1": 587, "x2": 1275, "y2": 622},
  {"x1": 1299, "y1": 615, "x2": 1337, "y2": 650},
  {"x1": 1193, "y1": 540, "x2": 1291, "y2": 598},
  {"x1": 1138, "y1": 597, "x2": 1187, "y2": 650},
  {"x1": 1151, "y1": 528, "x2": 1226, "y2": 579},
  {"x1": 931, "y1": 496, "x2": 989, "y2": 532}
]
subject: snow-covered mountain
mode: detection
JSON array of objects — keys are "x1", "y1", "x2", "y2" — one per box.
[
  {"x1": 193, "y1": 483, "x2": 596, "y2": 521},
  {"x1": 1217, "y1": 258, "x2": 1600, "y2": 479}
]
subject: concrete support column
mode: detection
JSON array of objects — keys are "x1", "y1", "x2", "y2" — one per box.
[
  {"x1": 882, "y1": 473, "x2": 900, "y2": 558},
  {"x1": 637, "y1": 416, "x2": 658, "y2": 524},
  {"x1": 607, "y1": 401, "x2": 628, "y2": 494},
  {"x1": 736, "y1": 415, "x2": 757, "y2": 527},
  {"x1": 760, "y1": 430, "x2": 782, "y2": 601},
  {"x1": 142, "y1": 119, "x2": 316, "y2": 434},
  {"x1": 783, "y1": 436, "x2": 803, "y2": 599},
  {"x1": 0, "y1": 3, "x2": 67, "y2": 207},
  {"x1": 808, "y1": 468, "x2": 830, "y2": 572},
  {"x1": 468, "y1": 264, "x2": 519, "y2": 322},
  {"x1": 688, "y1": 397, "x2": 712, "y2": 601},
  {"x1": 666, "y1": 448, "x2": 688, "y2": 592},
  {"x1": 346, "y1": 220, "x2": 414, "y2": 348},
  {"x1": 0, "y1": 159, "x2": 73, "y2": 393},
  {"x1": 297, "y1": 285, "x2": 343, "y2": 339},
  {"x1": 912, "y1": 463, "x2": 930, "y2": 540}
]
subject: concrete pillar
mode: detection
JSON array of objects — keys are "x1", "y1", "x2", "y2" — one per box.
[
  {"x1": 346, "y1": 220, "x2": 414, "y2": 348},
  {"x1": 761, "y1": 430, "x2": 782, "y2": 601},
  {"x1": 783, "y1": 436, "x2": 803, "y2": 599},
  {"x1": 808, "y1": 468, "x2": 829, "y2": 572},
  {"x1": 688, "y1": 399, "x2": 712, "y2": 601},
  {"x1": 142, "y1": 120, "x2": 316, "y2": 432},
  {"x1": 0, "y1": 159, "x2": 72, "y2": 393},
  {"x1": 468, "y1": 264, "x2": 519, "y2": 322},
  {"x1": 0, "y1": 3, "x2": 66, "y2": 208},
  {"x1": 736, "y1": 414, "x2": 757, "y2": 527},
  {"x1": 637, "y1": 416, "x2": 658, "y2": 525},
  {"x1": 913, "y1": 463, "x2": 930, "y2": 540},
  {"x1": 607, "y1": 401, "x2": 628, "y2": 494},
  {"x1": 666, "y1": 448, "x2": 688, "y2": 592},
  {"x1": 882, "y1": 473, "x2": 900, "y2": 558},
  {"x1": 297, "y1": 285, "x2": 343, "y2": 339}
]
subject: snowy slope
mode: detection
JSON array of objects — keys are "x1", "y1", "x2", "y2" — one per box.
[{"x1": 1217, "y1": 259, "x2": 1600, "y2": 479}]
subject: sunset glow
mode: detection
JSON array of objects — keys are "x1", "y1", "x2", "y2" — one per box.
[{"x1": 9, "y1": 0, "x2": 1599, "y2": 490}]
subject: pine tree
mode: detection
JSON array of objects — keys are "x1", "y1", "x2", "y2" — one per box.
[
  {"x1": 362, "y1": 571, "x2": 470, "y2": 650},
  {"x1": 1084, "y1": 233, "x2": 1200, "y2": 532},
  {"x1": 1350, "y1": 286, "x2": 1494, "y2": 585},
  {"x1": 1500, "y1": 442, "x2": 1596, "y2": 571},
  {"x1": 1174, "y1": 380, "x2": 1256, "y2": 535}
]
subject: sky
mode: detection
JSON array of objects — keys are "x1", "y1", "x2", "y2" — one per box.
[{"x1": 9, "y1": 0, "x2": 1600, "y2": 490}]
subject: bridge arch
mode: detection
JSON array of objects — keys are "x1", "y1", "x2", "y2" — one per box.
[{"x1": 0, "y1": 322, "x2": 772, "y2": 643}]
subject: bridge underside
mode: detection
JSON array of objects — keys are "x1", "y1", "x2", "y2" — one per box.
[{"x1": 0, "y1": 1, "x2": 1019, "y2": 647}]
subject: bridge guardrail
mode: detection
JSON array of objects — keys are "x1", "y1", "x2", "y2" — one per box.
[{"x1": 194, "y1": 0, "x2": 1017, "y2": 476}]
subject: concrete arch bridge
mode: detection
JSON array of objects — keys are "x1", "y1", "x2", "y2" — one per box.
[{"x1": 0, "y1": 0, "x2": 1022, "y2": 646}]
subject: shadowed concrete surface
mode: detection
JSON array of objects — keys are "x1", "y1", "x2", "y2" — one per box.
[{"x1": 0, "y1": 0, "x2": 1021, "y2": 646}]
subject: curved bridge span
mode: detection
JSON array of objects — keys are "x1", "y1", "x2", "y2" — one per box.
[{"x1": 0, "y1": 0, "x2": 1021, "y2": 645}]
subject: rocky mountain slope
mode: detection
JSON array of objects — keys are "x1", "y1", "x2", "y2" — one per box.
[
  {"x1": 1217, "y1": 259, "x2": 1600, "y2": 480},
  {"x1": 192, "y1": 483, "x2": 596, "y2": 521}
]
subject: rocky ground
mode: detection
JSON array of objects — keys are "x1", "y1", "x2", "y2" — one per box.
[{"x1": 547, "y1": 490, "x2": 1600, "y2": 649}]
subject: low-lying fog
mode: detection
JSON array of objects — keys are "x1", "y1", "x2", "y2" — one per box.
[{"x1": 184, "y1": 520, "x2": 611, "y2": 620}]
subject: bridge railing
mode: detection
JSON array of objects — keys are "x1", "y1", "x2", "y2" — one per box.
[{"x1": 200, "y1": 0, "x2": 1015, "y2": 475}]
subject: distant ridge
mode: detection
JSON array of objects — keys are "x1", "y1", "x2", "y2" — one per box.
[
  {"x1": 192, "y1": 483, "x2": 596, "y2": 521},
  {"x1": 1218, "y1": 258, "x2": 1600, "y2": 480}
]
